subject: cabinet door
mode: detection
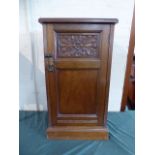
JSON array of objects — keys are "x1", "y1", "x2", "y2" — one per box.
[{"x1": 43, "y1": 23, "x2": 112, "y2": 126}]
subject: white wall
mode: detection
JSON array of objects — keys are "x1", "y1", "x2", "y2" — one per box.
[{"x1": 19, "y1": 0, "x2": 134, "y2": 111}]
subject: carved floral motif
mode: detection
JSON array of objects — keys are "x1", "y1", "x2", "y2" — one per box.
[{"x1": 57, "y1": 33, "x2": 99, "y2": 57}]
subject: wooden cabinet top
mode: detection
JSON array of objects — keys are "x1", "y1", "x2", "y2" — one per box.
[{"x1": 39, "y1": 18, "x2": 118, "y2": 24}]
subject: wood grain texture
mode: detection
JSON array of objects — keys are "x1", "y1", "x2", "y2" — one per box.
[
  {"x1": 96, "y1": 25, "x2": 111, "y2": 125},
  {"x1": 103, "y1": 25, "x2": 115, "y2": 126},
  {"x1": 43, "y1": 24, "x2": 52, "y2": 126},
  {"x1": 40, "y1": 18, "x2": 118, "y2": 139},
  {"x1": 39, "y1": 18, "x2": 118, "y2": 24},
  {"x1": 57, "y1": 114, "x2": 97, "y2": 120},
  {"x1": 46, "y1": 24, "x2": 57, "y2": 125},
  {"x1": 47, "y1": 126, "x2": 109, "y2": 140},
  {"x1": 54, "y1": 60, "x2": 100, "y2": 69},
  {"x1": 58, "y1": 69, "x2": 98, "y2": 114}
]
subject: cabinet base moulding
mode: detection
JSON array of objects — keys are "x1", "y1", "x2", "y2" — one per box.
[{"x1": 47, "y1": 126, "x2": 109, "y2": 140}]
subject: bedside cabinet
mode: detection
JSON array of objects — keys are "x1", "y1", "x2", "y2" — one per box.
[{"x1": 39, "y1": 18, "x2": 118, "y2": 140}]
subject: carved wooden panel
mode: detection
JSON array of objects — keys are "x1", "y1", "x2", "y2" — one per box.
[{"x1": 57, "y1": 33, "x2": 100, "y2": 57}]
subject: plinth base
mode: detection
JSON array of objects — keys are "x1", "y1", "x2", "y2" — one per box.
[{"x1": 47, "y1": 126, "x2": 109, "y2": 140}]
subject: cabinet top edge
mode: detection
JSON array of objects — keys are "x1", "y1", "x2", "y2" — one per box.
[{"x1": 38, "y1": 18, "x2": 118, "y2": 24}]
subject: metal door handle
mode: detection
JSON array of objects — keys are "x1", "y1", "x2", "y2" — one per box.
[{"x1": 44, "y1": 53, "x2": 55, "y2": 72}]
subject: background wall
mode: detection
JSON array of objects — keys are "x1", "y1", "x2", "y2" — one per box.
[{"x1": 19, "y1": 0, "x2": 134, "y2": 111}]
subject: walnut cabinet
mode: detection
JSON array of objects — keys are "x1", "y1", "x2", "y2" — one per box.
[{"x1": 39, "y1": 18, "x2": 118, "y2": 140}]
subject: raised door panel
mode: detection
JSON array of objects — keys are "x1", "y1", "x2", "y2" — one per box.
[{"x1": 58, "y1": 69, "x2": 98, "y2": 114}]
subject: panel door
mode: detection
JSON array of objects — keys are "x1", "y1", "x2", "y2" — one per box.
[{"x1": 43, "y1": 23, "x2": 111, "y2": 126}]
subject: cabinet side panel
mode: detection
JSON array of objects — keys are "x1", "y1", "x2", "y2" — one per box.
[
  {"x1": 103, "y1": 25, "x2": 115, "y2": 126},
  {"x1": 46, "y1": 24, "x2": 58, "y2": 125},
  {"x1": 97, "y1": 25, "x2": 111, "y2": 125},
  {"x1": 43, "y1": 24, "x2": 52, "y2": 126}
]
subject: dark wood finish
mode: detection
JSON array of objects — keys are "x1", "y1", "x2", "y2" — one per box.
[
  {"x1": 57, "y1": 33, "x2": 100, "y2": 57},
  {"x1": 58, "y1": 70, "x2": 98, "y2": 114},
  {"x1": 39, "y1": 18, "x2": 118, "y2": 139},
  {"x1": 47, "y1": 126, "x2": 109, "y2": 140},
  {"x1": 127, "y1": 55, "x2": 135, "y2": 110},
  {"x1": 54, "y1": 59, "x2": 100, "y2": 69},
  {"x1": 103, "y1": 25, "x2": 115, "y2": 124},
  {"x1": 39, "y1": 18, "x2": 118, "y2": 24},
  {"x1": 121, "y1": 9, "x2": 135, "y2": 111}
]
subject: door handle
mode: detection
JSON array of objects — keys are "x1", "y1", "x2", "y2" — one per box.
[
  {"x1": 44, "y1": 53, "x2": 53, "y2": 58},
  {"x1": 44, "y1": 53, "x2": 55, "y2": 72}
]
